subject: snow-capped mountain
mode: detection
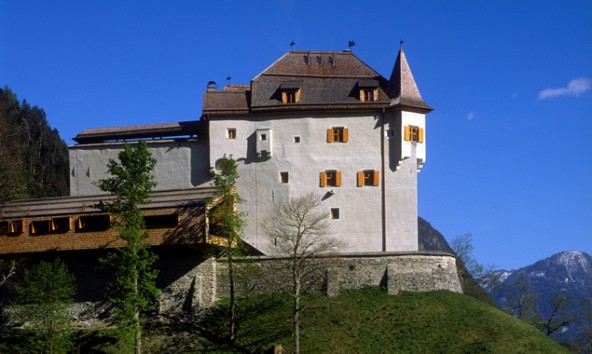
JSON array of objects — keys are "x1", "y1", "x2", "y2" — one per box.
[{"x1": 489, "y1": 251, "x2": 592, "y2": 349}]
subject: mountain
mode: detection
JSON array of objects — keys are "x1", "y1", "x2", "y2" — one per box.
[
  {"x1": 418, "y1": 216, "x2": 454, "y2": 253},
  {"x1": 489, "y1": 251, "x2": 592, "y2": 350}
]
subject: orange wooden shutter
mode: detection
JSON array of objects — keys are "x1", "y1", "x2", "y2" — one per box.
[
  {"x1": 9, "y1": 222, "x2": 16, "y2": 234},
  {"x1": 343, "y1": 128, "x2": 349, "y2": 142},
  {"x1": 373, "y1": 171, "x2": 380, "y2": 186},
  {"x1": 320, "y1": 171, "x2": 327, "y2": 187},
  {"x1": 51, "y1": 220, "x2": 56, "y2": 231},
  {"x1": 357, "y1": 171, "x2": 364, "y2": 187},
  {"x1": 419, "y1": 128, "x2": 425, "y2": 143},
  {"x1": 327, "y1": 129, "x2": 334, "y2": 143},
  {"x1": 336, "y1": 171, "x2": 342, "y2": 187},
  {"x1": 404, "y1": 126, "x2": 411, "y2": 141},
  {"x1": 359, "y1": 90, "x2": 365, "y2": 101},
  {"x1": 30, "y1": 223, "x2": 36, "y2": 234}
]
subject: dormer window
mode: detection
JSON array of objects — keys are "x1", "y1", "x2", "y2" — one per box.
[
  {"x1": 360, "y1": 88, "x2": 376, "y2": 102},
  {"x1": 357, "y1": 79, "x2": 379, "y2": 102},
  {"x1": 282, "y1": 89, "x2": 298, "y2": 104},
  {"x1": 279, "y1": 81, "x2": 302, "y2": 104}
]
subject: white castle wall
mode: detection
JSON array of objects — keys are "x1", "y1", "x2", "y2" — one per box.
[
  {"x1": 209, "y1": 110, "x2": 426, "y2": 253},
  {"x1": 69, "y1": 139, "x2": 211, "y2": 196}
]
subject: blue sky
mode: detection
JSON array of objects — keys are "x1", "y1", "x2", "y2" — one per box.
[{"x1": 1, "y1": 0, "x2": 590, "y2": 270}]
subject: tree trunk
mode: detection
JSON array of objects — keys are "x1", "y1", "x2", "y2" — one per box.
[
  {"x1": 293, "y1": 272, "x2": 301, "y2": 354},
  {"x1": 134, "y1": 268, "x2": 142, "y2": 354},
  {"x1": 229, "y1": 253, "x2": 236, "y2": 342}
]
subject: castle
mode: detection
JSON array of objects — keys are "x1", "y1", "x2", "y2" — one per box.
[
  {"x1": 1, "y1": 47, "x2": 462, "y2": 308},
  {"x1": 68, "y1": 47, "x2": 430, "y2": 255}
]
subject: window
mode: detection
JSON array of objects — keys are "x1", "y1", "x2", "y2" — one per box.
[
  {"x1": 360, "y1": 88, "x2": 377, "y2": 102},
  {"x1": 282, "y1": 90, "x2": 298, "y2": 104},
  {"x1": 326, "y1": 127, "x2": 349, "y2": 143},
  {"x1": 330, "y1": 208, "x2": 340, "y2": 220},
  {"x1": 357, "y1": 170, "x2": 380, "y2": 187},
  {"x1": 320, "y1": 170, "x2": 342, "y2": 187},
  {"x1": 76, "y1": 215, "x2": 111, "y2": 232},
  {"x1": 144, "y1": 214, "x2": 179, "y2": 229},
  {"x1": 227, "y1": 128, "x2": 236, "y2": 140},
  {"x1": 280, "y1": 171, "x2": 289, "y2": 184},
  {"x1": 0, "y1": 220, "x2": 23, "y2": 236},
  {"x1": 260, "y1": 133, "x2": 267, "y2": 141},
  {"x1": 294, "y1": 136, "x2": 301, "y2": 143},
  {"x1": 279, "y1": 81, "x2": 302, "y2": 104},
  {"x1": 404, "y1": 125, "x2": 424, "y2": 143}
]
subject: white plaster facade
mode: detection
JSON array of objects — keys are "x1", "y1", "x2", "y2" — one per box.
[
  {"x1": 208, "y1": 110, "x2": 426, "y2": 253},
  {"x1": 69, "y1": 140, "x2": 211, "y2": 196}
]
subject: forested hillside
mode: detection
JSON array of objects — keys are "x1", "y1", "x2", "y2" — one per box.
[{"x1": 0, "y1": 87, "x2": 69, "y2": 202}]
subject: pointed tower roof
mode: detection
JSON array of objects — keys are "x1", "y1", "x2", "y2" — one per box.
[{"x1": 386, "y1": 48, "x2": 432, "y2": 112}]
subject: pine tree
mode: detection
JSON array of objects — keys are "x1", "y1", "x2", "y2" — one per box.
[{"x1": 97, "y1": 141, "x2": 159, "y2": 354}]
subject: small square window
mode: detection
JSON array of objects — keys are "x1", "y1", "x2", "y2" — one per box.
[
  {"x1": 294, "y1": 136, "x2": 301, "y2": 143},
  {"x1": 227, "y1": 128, "x2": 236, "y2": 140},
  {"x1": 330, "y1": 208, "x2": 340, "y2": 220},
  {"x1": 261, "y1": 133, "x2": 267, "y2": 141},
  {"x1": 280, "y1": 171, "x2": 289, "y2": 184}
]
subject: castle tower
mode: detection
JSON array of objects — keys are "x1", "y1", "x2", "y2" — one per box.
[{"x1": 382, "y1": 47, "x2": 432, "y2": 251}]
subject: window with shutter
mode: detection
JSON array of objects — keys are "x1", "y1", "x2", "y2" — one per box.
[
  {"x1": 322, "y1": 170, "x2": 341, "y2": 187},
  {"x1": 405, "y1": 125, "x2": 424, "y2": 143},
  {"x1": 327, "y1": 127, "x2": 347, "y2": 143},
  {"x1": 358, "y1": 170, "x2": 380, "y2": 187}
]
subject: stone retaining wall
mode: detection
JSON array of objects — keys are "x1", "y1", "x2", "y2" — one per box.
[{"x1": 160, "y1": 251, "x2": 463, "y2": 311}]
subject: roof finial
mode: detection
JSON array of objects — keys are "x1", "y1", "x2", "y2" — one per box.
[
  {"x1": 226, "y1": 76, "x2": 232, "y2": 82},
  {"x1": 290, "y1": 41, "x2": 296, "y2": 49},
  {"x1": 400, "y1": 40, "x2": 404, "y2": 48},
  {"x1": 348, "y1": 40, "x2": 356, "y2": 48}
]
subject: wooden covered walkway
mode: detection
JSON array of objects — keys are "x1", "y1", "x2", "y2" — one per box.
[{"x1": 0, "y1": 187, "x2": 219, "y2": 254}]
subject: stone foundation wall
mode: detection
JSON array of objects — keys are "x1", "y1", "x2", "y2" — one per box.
[
  {"x1": 162, "y1": 251, "x2": 463, "y2": 310},
  {"x1": 2, "y1": 250, "x2": 462, "y2": 321}
]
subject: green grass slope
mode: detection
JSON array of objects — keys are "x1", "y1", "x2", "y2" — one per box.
[{"x1": 193, "y1": 287, "x2": 569, "y2": 353}]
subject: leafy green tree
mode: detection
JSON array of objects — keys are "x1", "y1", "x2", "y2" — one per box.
[
  {"x1": 262, "y1": 193, "x2": 342, "y2": 354},
  {"x1": 210, "y1": 155, "x2": 246, "y2": 342},
  {"x1": 97, "y1": 141, "x2": 159, "y2": 354},
  {"x1": 12, "y1": 258, "x2": 77, "y2": 354}
]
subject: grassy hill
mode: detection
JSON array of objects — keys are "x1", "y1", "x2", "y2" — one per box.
[{"x1": 143, "y1": 287, "x2": 569, "y2": 353}]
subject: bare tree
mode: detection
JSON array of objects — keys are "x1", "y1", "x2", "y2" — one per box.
[
  {"x1": 0, "y1": 259, "x2": 16, "y2": 290},
  {"x1": 262, "y1": 193, "x2": 342, "y2": 354},
  {"x1": 504, "y1": 271, "x2": 540, "y2": 324},
  {"x1": 539, "y1": 293, "x2": 572, "y2": 336}
]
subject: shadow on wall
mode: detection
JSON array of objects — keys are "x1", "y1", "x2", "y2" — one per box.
[{"x1": 190, "y1": 142, "x2": 213, "y2": 186}]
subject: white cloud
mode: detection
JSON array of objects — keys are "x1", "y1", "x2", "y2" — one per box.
[
  {"x1": 538, "y1": 77, "x2": 591, "y2": 100},
  {"x1": 466, "y1": 111, "x2": 475, "y2": 121}
]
